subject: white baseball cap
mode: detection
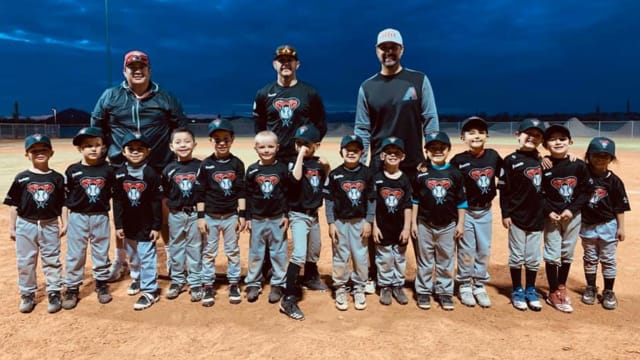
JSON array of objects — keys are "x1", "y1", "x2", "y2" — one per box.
[{"x1": 376, "y1": 28, "x2": 403, "y2": 46}]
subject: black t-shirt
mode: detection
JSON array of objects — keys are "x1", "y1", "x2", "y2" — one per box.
[
  {"x1": 4, "y1": 170, "x2": 65, "y2": 220},
  {"x1": 64, "y1": 161, "x2": 114, "y2": 213},
  {"x1": 374, "y1": 170, "x2": 412, "y2": 245},
  {"x1": 162, "y1": 158, "x2": 201, "y2": 210},
  {"x1": 450, "y1": 148, "x2": 503, "y2": 207}
]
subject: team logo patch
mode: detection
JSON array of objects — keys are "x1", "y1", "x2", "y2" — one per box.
[
  {"x1": 426, "y1": 178, "x2": 452, "y2": 205},
  {"x1": 588, "y1": 186, "x2": 608, "y2": 207},
  {"x1": 379, "y1": 187, "x2": 404, "y2": 213},
  {"x1": 402, "y1": 86, "x2": 417, "y2": 101},
  {"x1": 469, "y1": 167, "x2": 494, "y2": 194},
  {"x1": 273, "y1": 98, "x2": 300, "y2": 127},
  {"x1": 256, "y1": 174, "x2": 280, "y2": 199},
  {"x1": 213, "y1": 171, "x2": 237, "y2": 196},
  {"x1": 551, "y1": 176, "x2": 577, "y2": 203},
  {"x1": 523, "y1": 166, "x2": 542, "y2": 192},
  {"x1": 80, "y1": 177, "x2": 106, "y2": 203},
  {"x1": 123, "y1": 181, "x2": 146, "y2": 206},
  {"x1": 27, "y1": 182, "x2": 54, "y2": 208},
  {"x1": 341, "y1": 181, "x2": 365, "y2": 206},
  {"x1": 305, "y1": 169, "x2": 321, "y2": 193},
  {"x1": 173, "y1": 173, "x2": 197, "y2": 198}
]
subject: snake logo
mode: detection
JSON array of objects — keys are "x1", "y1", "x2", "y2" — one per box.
[
  {"x1": 27, "y1": 182, "x2": 54, "y2": 208},
  {"x1": 80, "y1": 177, "x2": 106, "y2": 203},
  {"x1": 123, "y1": 181, "x2": 146, "y2": 206}
]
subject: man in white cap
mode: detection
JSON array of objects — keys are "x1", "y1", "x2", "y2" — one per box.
[{"x1": 354, "y1": 28, "x2": 439, "y2": 293}]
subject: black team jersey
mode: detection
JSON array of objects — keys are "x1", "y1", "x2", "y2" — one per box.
[
  {"x1": 324, "y1": 164, "x2": 375, "y2": 220},
  {"x1": 245, "y1": 160, "x2": 289, "y2": 219},
  {"x1": 196, "y1": 153, "x2": 246, "y2": 214},
  {"x1": 541, "y1": 157, "x2": 591, "y2": 217},
  {"x1": 450, "y1": 148, "x2": 503, "y2": 208},
  {"x1": 499, "y1": 150, "x2": 545, "y2": 231},
  {"x1": 113, "y1": 164, "x2": 163, "y2": 242},
  {"x1": 64, "y1": 161, "x2": 114, "y2": 213},
  {"x1": 581, "y1": 169, "x2": 631, "y2": 225},
  {"x1": 162, "y1": 158, "x2": 201, "y2": 211},
  {"x1": 4, "y1": 170, "x2": 65, "y2": 220},
  {"x1": 253, "y1": 81, "x2": 327, "y2": 160},
  {"x1": 373, "y1": 171, "x2": 412, "y2": 245},
  {"x1": 288, "y1": 156, "x2": 327, "y2": 212},
  {"x1": 412, "y1": 163, "x2": 466, "y2": 227}
]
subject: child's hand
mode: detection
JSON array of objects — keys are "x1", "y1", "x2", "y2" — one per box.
[
  {"x1": 454, "y1": 223, "x2": 464, "y2": 241},
  {"x1": 502, "y1": 218, "x2": 512, "y2": 229},
  {"x1": 361, "y1": 222, "x2": 372, "y2": 240},
  {"x1": 245, "y1": 220, "x2": 252, "y2": 232},
  {"x1": 198, "y1": 218, "x2": 208, "y2": 235},
  {"x1": 410, "y1": 221, "x2": 418, "y2": 239},
  {"x1": 149, "y1": 230, "x2": 160, "y2": 243},
  {"x1": 372, "y1": 225, "x2": 382, "y2": 244},
  {"x1": 567, "y1": 152, "x2": 577, "y2": 162},
  {"x1": 541, "y1": 156, "x2": 553, "y2": 170},
  {"x1": 59, "y1": 223, "x2": 68, "y2": 238},
  {"x1": 617, "y1": 229, "x2": 625, "y2": 242},
  {"x1": 559, "y1": 209, "x2": 573, "y2": 221},
  {"x1": 115, "y1": 229, "x2": 125, "y2": 240},
  {"x1": 548, "y1": 212, "x2": 561, "y2": 222},
  {"x1": 9, "y1": 226, "x2": 16, "y2": 241},
  {"x1": 299, "y1": 145, "x2": 310, "y2": 156},
  {"x1": 237, "y1": 217, "x2": 246, "y2": 234},
  {"x1": 280, "y1": 217, "x2": 289, "y2": 230},
  {"x1": 328, "y1": 223, "x2": 338, "y2": 245},
  {"x1": 399, "y1": 229, "x2": 410, "y2": 245}
]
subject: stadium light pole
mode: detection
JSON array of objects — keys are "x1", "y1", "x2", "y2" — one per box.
[
  {"x1": 51, "y1": 107, "x2": 57, "y2": 125},
  {"x1": 105, "y1": 0, "x2": 112, "y2": 87}
]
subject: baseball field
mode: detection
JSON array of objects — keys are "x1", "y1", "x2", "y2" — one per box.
[{"x1": 0, "y1": 136, "x2": 638, "y2": 359}]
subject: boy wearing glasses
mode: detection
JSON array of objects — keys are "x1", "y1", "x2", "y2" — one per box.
[{"x1": 196, "y1": 119, "x2": 246, "y2": 307}]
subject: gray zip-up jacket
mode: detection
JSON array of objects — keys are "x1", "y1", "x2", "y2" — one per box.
[{"x1": 91, "y1": 81, "x2": 188, "y2": 170}]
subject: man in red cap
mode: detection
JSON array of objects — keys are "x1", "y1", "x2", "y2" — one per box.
[{"x1": 91, "y1": 50, "x2": 188, "y2": 281}]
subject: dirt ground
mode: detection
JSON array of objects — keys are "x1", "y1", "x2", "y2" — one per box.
[{"x1": 0, "y1": 137, "x2": 639, "y2": 359}]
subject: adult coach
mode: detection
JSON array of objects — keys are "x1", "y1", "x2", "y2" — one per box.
[
  {"x1": 253, "y1": 45, "x2": 328, "y2": 286},
  {"x1": 354, "y1": 28, "x2": 439, "y2": 180},
  {"x1": 354, "y1": 28, "x2": 440, "y2": 292},
  {"x1": 91, "y1": 50, "x2": 188, "y2": 280}
]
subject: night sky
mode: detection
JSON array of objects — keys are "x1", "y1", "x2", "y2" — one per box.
[{"x1": 1, "y1": 0, "x2": 639, "y2": 117}]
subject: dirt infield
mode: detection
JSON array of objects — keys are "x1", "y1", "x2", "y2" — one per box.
[{"x1": 1, "y1": 137, "x2": 639, "y2": 359}]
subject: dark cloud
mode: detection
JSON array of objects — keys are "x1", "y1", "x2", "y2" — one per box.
[{"x1": 0, "y1": 0, "x2": 638, "y2": 116}]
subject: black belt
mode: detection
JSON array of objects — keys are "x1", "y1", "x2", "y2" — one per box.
[
  {"x1": 251, "y1": 213, "x2": 284, "y2": 220},
  {"x1": 207, "y1": 212, "x2": 236, "y2": 220},
  {"x1": 171, "y1": 206, "x2": 197, "y2": 214},
  {"x1": 468, "y1": 202, "x2": 491, "y2": 211},
  {"x1": 291, "y1": 208, "x2": 318, "y2": 217},
  {"x1": 426, "y1": 221, "x2": 454, "y2": 230}
]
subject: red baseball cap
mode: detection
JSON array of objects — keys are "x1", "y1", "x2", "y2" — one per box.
[{"x1": 123, "y1": 50, "x2": 150, "y2": 69}]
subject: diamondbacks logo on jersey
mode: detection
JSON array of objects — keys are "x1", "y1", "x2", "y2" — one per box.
[
  {"x1": 273, "y1": 98, "x2": 300, "y2": 127},
  {"x1": 426, "y1": 178, "x2": 452, "y2": 205},
  {"x1": 305, "y1": 169, "x2": 321, "y2": 193},
  {"x1": 256, "y1": 174, "x2": 280, "y2": 199},
  {"x1": 341, "y1": 181, "x2": 365, "y2": 206},
  {"x1": 588, "y1": 187, "x2": 608, "y2": 207},
  {"x1": 27, "y1": 182, "x2": 54, "y2": 208},
  {"x1": 551, "y1": 176, "x2": 577, "y2": 203},
  {"x1": 173, "y1": 173, "x2": 197, "y2": 198},
  {"x1": 80, "y1": 177, "x2": 106, "y2": 203},
  {"x1": 379, "y1": 187, "x2": 404, "y2": 213},
  {"x1": 402, "y1": 86, "x2": 417, "y2": 101},
  {"x1": 469, "y1": 167, "x2": 494, "y2": 194},
  {"x1": 213, "y1": 171, "x2": 237, "y2": 196},
  {"x1": 123, "y1": 181, "x2": 146, "y2": 206},
  {"x1": 523, "y1": 166, "x2": 542, "y2": 192}
]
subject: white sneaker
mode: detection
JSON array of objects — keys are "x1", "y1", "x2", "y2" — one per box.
[
  {"x1": 459, "y1": 284, "x2": 476, "y2": 307},
  {"x1": 354, "y1": 290, "x2": 367, "y2": 310},
  {"x1": 335, "y1": 287, "x2": 348, "y2": 311},
  {"x1": 473, "y1": 286, "x2": 492, "y2": 308},
  {"x1": 364, "y1": 280, "x2": 376, "y2": 294}
]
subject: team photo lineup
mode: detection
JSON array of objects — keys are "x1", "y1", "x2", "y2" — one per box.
[{"x1": 6, "y1": 29, "x2": 630, "y2": 322}]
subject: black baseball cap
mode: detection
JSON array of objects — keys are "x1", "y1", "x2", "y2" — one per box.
[
  {"x1": 340, "y1": 134, "x2": 364, "y2": 149},
  {"x1": 424, "y1": 131, "x2": 451, "y2": 147},
  {"x1": 73, "y1": 127, "x2": 104, "y2": 146},
  {"x1": 293, "y1": 124, "x2": 321, "y2": 143},
  {"x1": 460, "y1": 116, "x2": 488, "y2": 135},
  {"x1": 274, "y1": 45, "x2": 298, "y2": 60},
  {"x1": 544, "y1": 124, "x2": 571, "y2": 141},
  {"x1": 518, "y1": 118, "x2": 546, "y2": 133},
  {"x1": 24, "y1": 133, "x2": 52, "y2": 151},
  {"x1": 587, "y1": 137, "x2": 616, "y2": 158},
  {"x1": 380, "y1": 137, "x2": 405, "y2": 153},
  {"x1": 208, "y1": 118, "x2": 234, "y2": 136},
  {"x1": 121, "y1": 132, "x2": 151, "y2": 148}
]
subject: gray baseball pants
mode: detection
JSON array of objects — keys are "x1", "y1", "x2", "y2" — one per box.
[
  {"x1": 65, "y1": 212, "x2": 111, "y2": 288},
  {"x1": 244, "y1": 216, "x2": 287, "y2": 288},
  {"x1": 413, "y1": 221, "x2": 456, "y2": 296},
  {"x1": 332, "y1": 218, "x2": 368, "y2": 291},
  {"x1": 15, "y1": 217, "x2": 62, "y2": 295}
]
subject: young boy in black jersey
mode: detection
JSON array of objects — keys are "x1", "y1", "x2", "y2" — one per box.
[
  {"x1": 411, "y1": 131, "x2": 466, "y2": 311},
  {"x1": 244, "y1": 131, "x2": 290, "y2": 304},
  {"x1": 162, "y1": 128, "x2": 203, "y2": 302},
  {"x1": 196, "y1": 119, "x2": 246, "y2": 307},
  {"x1": 499, "y1": 118, "x2": 546, "y2": 312},
  {"x1": 580, "y1": 137, "x2": 630, "y2": 310},
  {"x1": 5, "y1": 134, "x2": 66, "y2": 313},
  {"x1": 324, "y1": 135, "x2": 375, "y2": 312},
  {"x1": 372, "y1": 137, "x2": 412, "y2": 306},
  {"x1": 541, "y1": 124, "x2": 591, "y2": 313},
  {"x1": 450, "y1": 117, "x2": 503, "y2": 308},
  {"x1": 62, "y1": 127, "x2": 115, "y2": 310},
  {"x1": 113, "y1": 132, "x2": 164, "y2": 310}
]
